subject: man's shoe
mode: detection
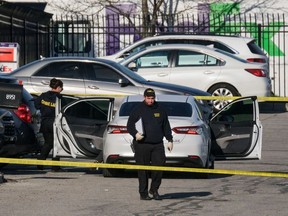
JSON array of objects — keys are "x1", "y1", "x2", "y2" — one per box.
[
  {"x1": 149, "y1": 190, "x2": 162, "y2": 200},
  {"x1": 140, "y1": 194, "x2": 152, "y2": 200}
]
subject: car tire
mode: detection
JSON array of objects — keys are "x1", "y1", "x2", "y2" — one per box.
[
  {"x1": 103, "y1": 168, "x2": 122, "y2": 177},
  {"x1": 208, "y1": 84, "x2": 240, "y2": 112}
]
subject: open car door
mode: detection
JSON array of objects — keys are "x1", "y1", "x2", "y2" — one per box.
[
  {"x1": 210, "y1": 96, "x2": 262, "y2": 160},
  {"x1": 54, "y1": 95, "x2": 114, "y2": 158}
]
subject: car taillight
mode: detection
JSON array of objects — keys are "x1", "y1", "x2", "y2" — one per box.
[
  {"x1": 107, "y1": 125, "x2": 128, "y2": 134},
  {"x1": 247, "y1": 58, "x2": 266, "y2": 63},
  {"x1": 172, "y1": 126, "x2": 202, "y2": 135},
  {"x1": 245, "y1": 69, "x2": 266, "y2": 77},
  {"x1": 14, "y1": 104, "x2": 32, "y2": 123}
]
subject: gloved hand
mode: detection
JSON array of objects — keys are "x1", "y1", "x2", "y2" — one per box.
[
  {"x1": 135, "y1": 132, "x2": 144, "y2": 141},
  {"x1": 167, "y1": 142, "x2": 173, "y2": 152}
]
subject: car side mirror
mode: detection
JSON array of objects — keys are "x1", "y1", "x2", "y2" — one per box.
[
  {"x1": 127, "y1": 62, "x2": 137, "y2": 71},
  {"x1": 118, "y1": 78, "x2": 130, "y2": 87}
]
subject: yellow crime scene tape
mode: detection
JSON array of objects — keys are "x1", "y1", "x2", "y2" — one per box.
[
  {"x1": 194, "y1": 95, "x2": 285, "y2": 102},
  {"x1": 31, "y1": 92, "x2": 288, "y2": 102},
  {"x1": 194, "y1": 96, "x2": 288, "y2": 102},
  {"x1": 61, "y1": 94, "x2": 288, "y2": 102},
  {"x1": 0, "y1": 157, "x2": 287, "y2": 178}
]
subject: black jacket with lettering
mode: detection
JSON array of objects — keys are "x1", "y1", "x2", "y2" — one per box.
[
  {"x1": 127, "y1": 101, "x2": 173, "y2": 144},
  {"x1": 34, "y1": 91, "x2": 61, "y2": 122}
]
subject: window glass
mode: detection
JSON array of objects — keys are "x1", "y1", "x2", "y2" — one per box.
[
  {"x1": 134, "y1": 50, "x2": 171, "y2": 68},
  {"x1": 212, "y1": 99, "x2": 253, "y2": 123},
  {"x1": 61, "y1": 96, "x2": 77, "y2": 108},
  {"x1": 129, "y1": 41, "x2": 165, "y2": 56},
  {"x1": 35, "y1": 64, "x2": 50, "y2": 77},
  {"x1": 177, "y1": 50, "x2": 206, "y2": 66},
  {"x1": 86, "y1": 63, "x2": 122, "y2": 83},
  {"x1": 247, "y1": 41, "x2": 266, "y2": 55},
  {"x1": 206, "y1": 55, "x2": 218, "y2": 65},
  {"x1": 213, "y1": 42, "x2": 235, "y2": 53},
  {"x1": 64, "y1": 100, "x2": 110, "y2": 121},
  {"x1": 35, "y1": 62, "x2": 84, "y2": 79},
  {"x1": 119, "y1": 101, "x2": 192, "y2": 117}
]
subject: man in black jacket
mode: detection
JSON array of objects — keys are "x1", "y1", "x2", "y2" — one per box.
[{"x1": 127, "y1": 88, "x2": 173, "y2": 200}]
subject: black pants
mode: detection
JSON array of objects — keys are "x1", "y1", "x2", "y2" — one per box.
[
  {"x1": 134, "y1": 142, "x2": 166, "y2": 195},
  {"x1": 38, "y1": 119, "x2": 60, "y2": 169}
]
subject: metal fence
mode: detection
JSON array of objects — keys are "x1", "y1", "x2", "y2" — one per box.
[
  {"x1": 1, "y1": 11, "x2": 288, "y2": 97},
  {"x1": 0, "y1": 2, "x2": 51, "y2": 66}
]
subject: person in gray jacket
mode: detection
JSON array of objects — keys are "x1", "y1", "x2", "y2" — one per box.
[{"x1": 127, "y1": 88, "x2": 173, "y2": 200}]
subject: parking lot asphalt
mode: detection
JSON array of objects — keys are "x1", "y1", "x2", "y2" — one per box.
[{"x1": 0, "y1": 101, "x2": 287, "y2": 216}]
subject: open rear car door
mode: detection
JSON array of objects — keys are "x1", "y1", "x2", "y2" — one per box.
[
  {"x1": 53, "y1": 95, "x2": 114, "y2": 158},
  {"x1": 210, "y1": 96, "x2": 262, "y2": 160}
]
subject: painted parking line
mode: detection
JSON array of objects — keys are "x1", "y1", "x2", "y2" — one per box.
[{"x1": 0, "y1": 158, "x2": 287, "y2": 178}]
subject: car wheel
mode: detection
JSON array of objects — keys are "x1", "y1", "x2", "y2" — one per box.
[
  {"x1": 102, "y1": 168, "x2": 122, "y2": 177},
  {"x1": 208, "y1": 84, "x2": 240, "y2": 111}
]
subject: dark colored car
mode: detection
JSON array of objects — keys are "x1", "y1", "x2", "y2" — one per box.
[{"x1": 0, "y1": 75, "x2": 41, "y2": 158}]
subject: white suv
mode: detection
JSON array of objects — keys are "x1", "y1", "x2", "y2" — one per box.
[{"x1": 103, "y1": 34, "x2": 268, "y2": 68}]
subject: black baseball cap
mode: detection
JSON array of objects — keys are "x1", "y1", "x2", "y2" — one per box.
[{"x1": 144, "y1": 88, "x2": 155, "y2": 97}]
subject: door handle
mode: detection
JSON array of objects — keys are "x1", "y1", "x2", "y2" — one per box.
[
  {"x1": 88, "y1": 85, "x2": 99, "y2": 89},
  {"x1": 41, "y1": 80, "x2": 49, "y2": 85},
  {"x1": 204, "y1": 71, "x2": 215, "y2": 74},
  {"x1": 158, "y1": 73, "x2": 168, "y2": 77},
  {"x1": 151, "y1": 62, "x2": 162, "y2": 66}
]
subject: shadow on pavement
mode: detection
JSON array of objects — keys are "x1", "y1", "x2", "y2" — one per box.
[{"x1": 161, "y1": 191, "x2": 212, "y2": 199}]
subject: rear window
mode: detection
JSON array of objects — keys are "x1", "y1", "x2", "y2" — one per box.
[
  {"x1": 119, "y1": 101, "x2": 192, "y2": 117},
  {"x1": 247, "y1": 41, "x2": 266, "y2": 55}
]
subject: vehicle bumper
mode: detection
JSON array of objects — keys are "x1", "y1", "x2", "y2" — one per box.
[{"x1": 105, "y1": 155, "x2": 205, "y2": 168}]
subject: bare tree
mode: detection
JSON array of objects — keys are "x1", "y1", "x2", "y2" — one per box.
[{"x1": 48, "y1": 0, "x2": 286, "y2": 35}]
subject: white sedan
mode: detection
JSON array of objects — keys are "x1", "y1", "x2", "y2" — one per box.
[
  {"x1": 51, "y1": 94, "x2": 262, "y2": 177},
  {"x1": 119, "y1": 44, "x2": 271, "y2": 111},
  {"x1": 102, "y1": 94, "x2": 262, "y2": 177}
]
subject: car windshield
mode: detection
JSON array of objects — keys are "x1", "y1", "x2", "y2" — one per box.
[{"x1": 119, "y1": 101, "x2": 192, "y2": 117}]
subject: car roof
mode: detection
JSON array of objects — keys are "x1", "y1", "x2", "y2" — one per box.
[
  {"x1": 105, "y1": 33, "x2": 259, "y2": 60},
  {"x1": 143, "y1": 43, "x2": 217, "y2": 52},
  {"x1": 27, "y1": 56, "x2": 119, "y2": 64},
  {"x1": 141, "y1": 34, "x2": 254, "y2": 43}
]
